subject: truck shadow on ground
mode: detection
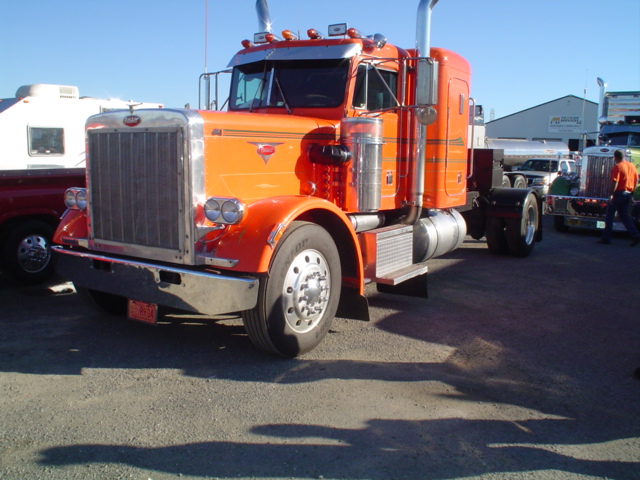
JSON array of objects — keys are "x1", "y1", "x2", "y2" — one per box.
[
  {"x1": 37, "y1": 418, "x2": 640, "y2": 479},
  {"x1": 4, "y1": 222, "x2": 640, "y2": 479}
]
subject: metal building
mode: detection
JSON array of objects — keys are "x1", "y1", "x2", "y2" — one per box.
[{"x1": 486, "y1": 95, "x2": 599, "y2": 151}]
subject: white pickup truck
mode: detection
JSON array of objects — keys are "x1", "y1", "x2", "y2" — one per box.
[{"x1": 506, "y1": 157, "x2": 578, "y2": 196}]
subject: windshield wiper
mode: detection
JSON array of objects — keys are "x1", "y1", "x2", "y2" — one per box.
[{"x1": 274, "y1": 76, "x2": 292, "y2": 114}]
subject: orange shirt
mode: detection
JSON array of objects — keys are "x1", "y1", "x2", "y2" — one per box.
[{"x1": 611, "y1": 161, "x2": 639, "y2": 192}]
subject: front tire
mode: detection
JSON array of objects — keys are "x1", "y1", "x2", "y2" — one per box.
[
  {"x1": 506, "y1": 193, "x2": 539, "y2": 257},
  {"x1": 242, "y1": 222, "x2": 341, "y2": 357}
]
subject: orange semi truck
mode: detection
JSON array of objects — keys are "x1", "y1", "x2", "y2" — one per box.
[{"x1": 52, "y1": 0, "x2": 541, "y2": 356}]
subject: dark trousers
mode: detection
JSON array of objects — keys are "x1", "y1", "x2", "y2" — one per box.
[{"x1": 602, "y1": 191, "x2": 640, "y2": 241}]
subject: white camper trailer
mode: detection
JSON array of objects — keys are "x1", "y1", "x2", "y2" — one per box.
[{"x1": 0, "y1": 84, "x2": 163, "y2": 170}]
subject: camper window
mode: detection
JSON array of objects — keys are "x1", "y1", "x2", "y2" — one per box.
[{"x1": 28, "y1": 127, "x2": 64, "y2": 156}]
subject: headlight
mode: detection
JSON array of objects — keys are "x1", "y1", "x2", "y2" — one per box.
[
  {"x1": 204, "y1": 198, "x2": 221, "y2": 222},
  {"x1": 64, "y1": 189, "x2": 77, "y2": 209},
  {"x1": 221, "y1": 200, "x2": 244, "y2": 223},
  {"x1": 204, "y1": 197, "x2": 245, "y2": 224},
  {"x1": 64, "y1": 188, "x2": 87, "y2": 210},
  {"x1": 76, "y1": 189, "x2": 87, "y2": 210},
  {"x1": 532, "y1": 178, "x2": 548, "y2": 186}
]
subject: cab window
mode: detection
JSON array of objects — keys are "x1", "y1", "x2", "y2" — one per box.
[{"x1": 352, "y1": 64, "x2": 398, "y2": 111}]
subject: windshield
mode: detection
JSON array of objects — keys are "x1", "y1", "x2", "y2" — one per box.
[
  {"x1": 229, "y1": 58, "x2": 350, "y2": 110},
  {"x1": 601, "y1": 133, "x2": 640, "y2": 147},
  {"x1": 520, "y1": 159, "x2": 557, "y2": 172}
]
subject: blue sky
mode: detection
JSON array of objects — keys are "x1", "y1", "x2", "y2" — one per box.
[{"x1": 1, "y1": 0, "x2": 639, "y2": 120}]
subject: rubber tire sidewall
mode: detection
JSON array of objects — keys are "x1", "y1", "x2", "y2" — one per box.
[
  {"x1": 506, "y1": 193, "x2": 538, "y2": 257},
  {"x1": 245, "y1": 222, "x2": 341, "y2": 357},
  {"x1": 1, "y1": 220, "x2": 55, "y2": 285},
  {"x1": 512, "y1": 175, "x2": 527, "y2": 189}
]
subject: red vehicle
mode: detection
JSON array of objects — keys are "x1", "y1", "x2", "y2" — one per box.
[
  {"x1": 53, "y1": 0, "x2": 541, "y2": 356},
  {"x1": 1, "y1": 168, "x2": 85, "y2": 283}
]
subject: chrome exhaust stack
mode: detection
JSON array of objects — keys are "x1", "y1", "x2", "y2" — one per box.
[
  {"x1": 406, "y1": 0, "x2": 440, "y2": 224},
  {"x1": 256, "y1": 0, "x2": 272, "y2": 33}
]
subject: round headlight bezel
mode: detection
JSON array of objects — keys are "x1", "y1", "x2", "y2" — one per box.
[{"x1": 204, "y1": 197, "x2": 245, "y2": 224}]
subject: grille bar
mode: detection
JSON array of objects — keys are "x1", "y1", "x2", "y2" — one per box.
[
  {"x1": 88, "y1": 129, "x2": 183, "y2": 251},
  {"x1": 582, "y1": 155, "x2": 614, "y2": 199}
]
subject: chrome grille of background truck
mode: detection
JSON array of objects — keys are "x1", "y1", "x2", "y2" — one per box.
[{"x1": 581, "y1": 155, "x2": 614, "y2": 199}]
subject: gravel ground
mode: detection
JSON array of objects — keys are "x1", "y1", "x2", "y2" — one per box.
[{"x1": 1, "y1": 216, "x2": 639, "y2": 480}]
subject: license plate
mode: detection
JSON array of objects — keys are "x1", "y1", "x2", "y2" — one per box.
[{"x1": 128, "y1": 300, "x2": 158, "y2": 325}]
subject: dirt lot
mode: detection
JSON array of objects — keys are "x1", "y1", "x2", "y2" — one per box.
[{"x1": 1, "y1": 217, "x2": 639, "y2": 480}]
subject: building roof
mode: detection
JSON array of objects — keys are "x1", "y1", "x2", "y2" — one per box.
[{"x1": 486, "y1": 95, "x2": 598, "y2": 124}]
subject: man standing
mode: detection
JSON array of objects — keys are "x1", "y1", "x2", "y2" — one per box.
[{"x1": 598, "y1": 149, "x2": 640, "y2": 246}]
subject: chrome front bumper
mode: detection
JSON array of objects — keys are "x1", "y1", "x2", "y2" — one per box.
[{"x1": 52, "y1": 246, "x2": 259, "y2": 315}]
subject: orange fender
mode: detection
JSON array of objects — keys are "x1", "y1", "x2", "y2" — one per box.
[
  {"x1": 53, "y1": 209, "x2": 88, "y2": 245},
  {"x1": 213, "y1": 196, "x2": 364, "y2": 293}
]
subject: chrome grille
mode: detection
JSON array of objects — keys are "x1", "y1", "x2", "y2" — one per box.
[
  {"x1": 582, "y1": 155, "x2": 614, "y2": 199},
  {"x1": 88, "y1": 129, "x2": 183, "y2": 251}
]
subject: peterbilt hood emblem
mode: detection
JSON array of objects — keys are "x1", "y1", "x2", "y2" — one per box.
[
  {"x1": 123, "y1": 115, "x2": 142, "y2": 127},
  {"x1": 249, "y1": 142, "x2": 283, "y2": 164}
]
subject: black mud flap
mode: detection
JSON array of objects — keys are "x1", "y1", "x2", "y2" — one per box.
[
  {"x1": 336, "y1": 286, "x2": 370, "y2": 321},
  {"x1": 485, "y1": 187, "x2": 543, "y2": 242}
]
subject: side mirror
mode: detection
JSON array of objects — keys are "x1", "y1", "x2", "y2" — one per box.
[{"x1": 416, "y1": 58, "x2": 438, "y2": 106}]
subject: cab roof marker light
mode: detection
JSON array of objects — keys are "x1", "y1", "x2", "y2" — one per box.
[
  {"x1": 328, "y1": 23, "x2": 348, "y2": 36},
  {"x1": 254, "y1": 32, "x2": 270, "y2": 44},
  {"x1": 307, "y1": 28, "x2": 324, "y2": 40},
  {"x1": 282, "y1": 30, "x2": 298, "y2": 41},
  {"x1": 242, "y1": 39, "x2": 254, "y2": 48},
  {"x1": 347, "y1": 28, "x2": 365, "y2": 39}
]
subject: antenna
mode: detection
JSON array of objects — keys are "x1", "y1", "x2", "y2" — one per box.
[{"x1": 204, "y1": 0, "x2": 208, "y2": 74}]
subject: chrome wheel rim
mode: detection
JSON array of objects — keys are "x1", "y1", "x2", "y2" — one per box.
[
  {"x1": 282, "y1": 248, "x2": 331, "y2": 334},
  {"x1": 17, "y1": 234, "x2": 50, "y2": 273}
]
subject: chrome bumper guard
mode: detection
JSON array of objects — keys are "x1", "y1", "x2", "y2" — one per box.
[{"x1": 52, "y1": 246, "x2": 259, "y2": 315}]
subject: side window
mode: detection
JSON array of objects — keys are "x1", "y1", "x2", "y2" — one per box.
[
  {"x1": 352, "y1": 64, "x2": 398, "y2": 111},
  {"x1": 560, "y1": 161, "x2": 568, "y2": 173},
  {"x1": 29, "y1": 127, "x2": 64, "y2": 156}
]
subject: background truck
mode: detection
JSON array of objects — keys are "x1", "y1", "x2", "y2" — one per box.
[
  {"x1": 0, "y1": 168, "x2": 85, "y2": 283},
  {"x1": 507, "y1": 155, "x2": 578, "y2": 195},
  {"x1": 546, "y1": 87, "x2": 640, "y2": 232},
  {"x1": 53, "y1": 0, "x2": 542, "y2": 357},
  {"x1": 467, "y1": 106, "x2": 571, "y2": 189},
  {"x1": 0, "y1": 84, "x2": 162, "y2": 283}
]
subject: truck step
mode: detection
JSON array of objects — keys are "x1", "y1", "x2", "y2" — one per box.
[
  {"x1": 375, "y1": 263, "x2": 428, "y2": 285},
  {"x1": 358, "y1": 224, "x2": 425, "y2": 284}
]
